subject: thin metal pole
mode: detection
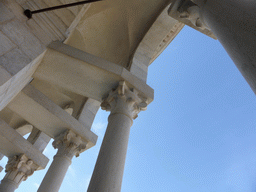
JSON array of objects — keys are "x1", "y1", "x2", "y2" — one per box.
[{"x1": 24, "y1": 0, "x2": 102, "y2": 19}]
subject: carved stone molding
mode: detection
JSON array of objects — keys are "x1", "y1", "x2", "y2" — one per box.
[
  {"x1": 53, "y1": 130, "x2": 87, "y2": 159},
  {"x1": 101, "y1": 81, "x2": 148, "y2": 120},
  {"x1": 4, "y1": 154, "x2": 38, "y2": 185}
]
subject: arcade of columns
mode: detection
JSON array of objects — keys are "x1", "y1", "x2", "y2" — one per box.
[{"x1": 0, "y1": 0, "x2": 255, "y2": 191}]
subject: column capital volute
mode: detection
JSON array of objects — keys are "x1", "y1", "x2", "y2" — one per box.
[
  {"x1": 53, "y1": 130, "x2": 87, "y2": 158},
  {"x1": 101, "y1": 81, "x2": 148, "y2": 120},
  {"x1": 4, "y1": 154, "x2": 38, "y2": 185}
]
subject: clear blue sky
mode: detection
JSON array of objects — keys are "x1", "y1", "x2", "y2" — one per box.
[{"x1": 1, "y1": 25, "x2": 256, "y2": 192}]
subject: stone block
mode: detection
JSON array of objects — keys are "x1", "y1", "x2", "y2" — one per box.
[
  {"x1": 0, "y1": 31, "x2": 16, "y2": 56},
  {"x1": 36, "y1": 42, "x2": 154, "y2": 104},
  {"x1": 27, "y1": 128, "x2": 51, "y2": 152},
  {"x1": 78, "y1": 98, "x2": 100, "y2": 129},
  {"x1": 24, "y1": 0, "x2": 67, "y2": 39},
  {"x1": 43, "y1": 0, "x2": 75, "y2": 26},
  {"x1": 0, "y1": 2, "x2": 15, "y2": 23},
  {"x1": 0, "y1": 52, "x2": 44, "y2": 111},
  {"x1": 0, "y1": 48, "x2": 31, "y2": 75},
  {"x1": 0, "y1": 66, "x2": 12, "y2": 86},
  {"x1": 0, "y1": 118, "x2": 49, "y2": 168},
  {"x1": 130, "y1": 61, "x2": 148, "y2": 82},
  {"x1": 0, "y1": 19, "x2": 45, "y2": 60},
  {"x1": 3, "y1": 0, "x2": 27, "y2": 22},
  {"x1": 8, "y1": 85, "x2": 98, "y2": 149},
  {"x1": 26, "y1": 19, "x2": 52, "y2": 46},
  {"x1": 0, "y1": 78, "x2": 11, "y2": 101}
]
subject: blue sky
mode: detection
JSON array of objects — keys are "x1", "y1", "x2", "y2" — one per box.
[{"x1": 1, "y1": 25, "x2": 256, "y2": 192}]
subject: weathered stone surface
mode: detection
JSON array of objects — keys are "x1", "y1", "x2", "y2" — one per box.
[
  {"x1": 0, "y1": 2, "x2": 14, "y2": 23},
  {"x1": 27, "y1": 128, "x2": 51, "y2": 153},
  {"x1": 0, "y1": 31, "x2": 16, "y2": 57},
  {"x1": 0, "y1": 66, "x2": 12, "y2": 86},
  {"x1": 0, "y1": 19, "x2": 45, "y2": 60},
  {"x1": 26, "y1": 19, "x2": 53, "y2": 46},
  {"x1": 34, "y1": 42, "x2": 154, "y2": 104},
  {"x1": 0, "y1": 119, "x2": 49, "y2": 168},
  {"x1": 43, "y1": 0, "x2": 75, "y2": 27},
  {"x1": 0, "y1": 48, "x2": 31, "y2": 75},
  {"x1": 24, "y1": 0, "x2": 67, "y2": 39},
  {"x1": 78, "y1": 98, "x2": 100, "y2": 129},
  {"x1": 0, "y1": 52, "x2": 44, "y2": 111},
  {"x1": 7, "y1": 85, "x2": 98, "y2": 148}
]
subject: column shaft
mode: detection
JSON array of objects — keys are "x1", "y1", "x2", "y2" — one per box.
[
  {"x1": 199, "y1": 0, "x2": 256, "y2": 93},
  {"x1": 87, "y1": 113, "x2": 132, "y2": 192},
  {"x1": 87, "y1": 81, "x2": 147, "y2": 192},
  {"x1": 37, "y1": 130, "x2": 86, "y2": 192},
  {"x1": 0, "y1": 179, "x2": 18, "y2": 192},
  {"x1": 37, "y1": 154, "x2": 72, "y2": 192}
]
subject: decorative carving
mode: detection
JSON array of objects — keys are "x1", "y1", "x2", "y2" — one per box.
[
  {"x1": 4, "y1": 154, "x2": 38, "y2": 185},
  {"x1": 64, "y1": 103, "x2": 74, "y2": 115},
  {"x1": 180, "y1": 5, "x2": 206, "y2": 29},
  {"x1": 53, "y1": 130, "x2": 87, "y2": 159},
  {"x1": 168, "y1": 0, "x2": 216, "y2": 39},
  {"x1": 101, "y1": 81, "x2": 148, "y2": 119}
]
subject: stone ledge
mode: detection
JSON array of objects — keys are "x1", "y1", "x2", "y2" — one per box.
[
  {"x1": 0, "y1": 51, "x2": 45, "y2": 111},
  {"x1": 0, "y1": 118, "x2": 49, "y2": 169},
  {"x1": 7, "y1": 85, "x2": 98, "y2": 149},
  {"x1": 34, "y1": 41, "x2": 154, "y2": 104}
]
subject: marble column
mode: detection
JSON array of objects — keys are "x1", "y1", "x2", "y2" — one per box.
[
  {"x1": 0, "y1": 154, "x2": 38, "y2": 192},
  {"x1": 192, "y1": 0, "x2": 256, "y2": 93},
  {"x1": 87, "y1": 81, "x2": 147, "y2": 192},
  {"x1": 37, "y1": 130, "x2": 87, "y2": 192}
]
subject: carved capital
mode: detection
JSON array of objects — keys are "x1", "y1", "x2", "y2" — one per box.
[
  {"x1": 101, "y1": 81, "x2": 148, "y2": 119},
  {"x1": 173, "y1": 1, "x2": 207, "y2": 29},
  {"x1": 168, "y1": 0, "x2": 216, "y2": 39},
  {"x1": 53, "y1": 130, "x2": 87, "y2": 159},
  {"x1": 4, "y1": 154, "x2": 38, "y2": 185}
]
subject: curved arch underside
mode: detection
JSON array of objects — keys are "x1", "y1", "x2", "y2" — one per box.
[{"x1": 65, "y1": 0, "x2": 173, "y2": 68}]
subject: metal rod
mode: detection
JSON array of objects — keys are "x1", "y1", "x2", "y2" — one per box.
[{"x1": 24, "y1": 0, "x2": 102, "y2": 19}]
